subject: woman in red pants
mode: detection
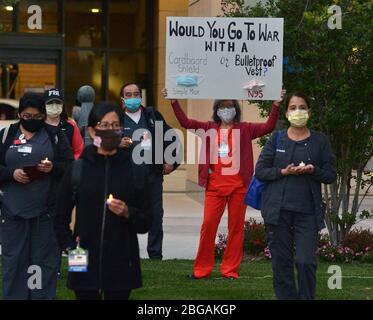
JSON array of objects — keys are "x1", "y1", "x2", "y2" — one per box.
[{"x1": 162, "y1": 89, "x2": 285, "y2": 279}]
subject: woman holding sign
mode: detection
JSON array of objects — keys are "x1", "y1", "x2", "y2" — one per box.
[
  {"x1": 162, "y1": 88, "x2": 285, "y2": 280},
  {"x1": 54, "y1": 102, "x2": 152, "y2": 300},
  {"x1": 255, "y1": 92, "x2": 336, "y2": 299}
]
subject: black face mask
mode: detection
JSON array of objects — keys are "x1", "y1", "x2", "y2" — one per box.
[
  {"x1": 20, "y1": 118, "x2": 44, "y2": 133},
  {"x1": 94, "y1": 129, "x2": 122, "y2": 151}
]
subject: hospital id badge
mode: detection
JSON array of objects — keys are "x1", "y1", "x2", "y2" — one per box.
[
  {"x1": 18, "y1": 145, "x2": 32, "y2": 154},
  {"x1": 218, "y1": 143, "x2": 230, "y2": 158},
  {"x1": 68, "y1": 248, "x2": 89, "y2": 272}
]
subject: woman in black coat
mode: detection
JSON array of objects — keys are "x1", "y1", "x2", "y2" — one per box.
[
  {"x1": 255, "y1": 92, "x2": 336, "y2": 300},
  {"x1": 55, "y1": 102, "x2": 152, "y2": 300}
]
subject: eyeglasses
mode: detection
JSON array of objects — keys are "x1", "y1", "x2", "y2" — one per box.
[
  {"x1": 123, "y1": 91, "x2": 141, "y2": 98},
  {"x1": 96, "y1": 121, "x2": 122, "y2": 130},
  {"x1": 20, "y1": 113, "x2": 44, "y2": 120}
]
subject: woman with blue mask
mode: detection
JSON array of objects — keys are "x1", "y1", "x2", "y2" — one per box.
[{"x1": 162, "y1": 88, "x2": 285, "y2": 280}]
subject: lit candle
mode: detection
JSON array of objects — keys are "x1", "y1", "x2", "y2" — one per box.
[
  {"x1": 107, "y1": 194, "x2": 114, "y2": 204},
  {"x1": 299, "y1": 161, "x2": 306, "y2": 167}
]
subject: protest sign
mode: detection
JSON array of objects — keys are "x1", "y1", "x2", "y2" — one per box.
[{"x1": 166, "y1": 17, "x2": 283, "y2": 100}]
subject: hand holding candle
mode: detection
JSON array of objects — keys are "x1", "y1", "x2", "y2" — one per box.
[
  {"x1": 120, "y1": 137, "x2": 133, "y2": 148},
  {"x1": 107, "y1": 194, "x2": 114, "y2": 204},
  {"x1": 107, "y1": 194, "x2": 129, "y2": 218},
  {"x1": 42, "y1": 157, "x2": 51, "y2": 164},
  {"x1": 293, "y1": 161, "x2": 314, "y2": 175},
  {"x1": 37, "y1": 157, "x2": 53, "y2": 173}
]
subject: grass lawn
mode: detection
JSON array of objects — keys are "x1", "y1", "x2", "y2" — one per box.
[
  {"x1": 1, "y1": 258, "x2": 373, "y2": 300},
  {"x1": 53, "y1": 259, "x2": 373, "y2": 300}
]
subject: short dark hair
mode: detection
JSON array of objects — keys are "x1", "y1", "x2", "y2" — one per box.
[
  {"x1": 19, "y1": 92, "x2": 46, "y2": 114},
  {"x1": 88, "y1": 102, "x2": 124, "y2": 128},
  {"x1": 119, "y1": 83, "x2": 142, "y2": 98},
  {"x1": 285, "y1": 92, "x2": 311, "y2": 110},
  {"x1": 212, "y1": 100, "x2": 241, "y2": 123}
]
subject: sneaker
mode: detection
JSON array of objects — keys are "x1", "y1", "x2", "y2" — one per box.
[{"x1": 186, "y1": 273, "x2": 209, "y2": 280}]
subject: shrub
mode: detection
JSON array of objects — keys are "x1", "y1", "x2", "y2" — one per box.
[
  {"x1": 243, "y1": 218, "x2": 267, "y2": 257},
  {"x1": 361, "y1": 251, "x2": 373, "y2": 263},
  {"x1": 342, "y1": 228, "x2": 373, "y2": 254},
  {"x1": 317, "y1": 243, "x2": 355, "y2": 263},
  {"x1": 215, "y1": 233, "x2": 227, "y2": 260},
  {"x1": 214, "y1": 219, "x2": 373, "y2": 263}
]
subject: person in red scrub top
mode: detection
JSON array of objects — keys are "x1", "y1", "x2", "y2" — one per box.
[{"x1": 162, "y1": 88, "x2": 285, "y2": 280}]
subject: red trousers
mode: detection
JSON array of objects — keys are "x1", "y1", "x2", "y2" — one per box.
[{"x1": 193, "y1": 189, "x2": 247, "y2": 279}]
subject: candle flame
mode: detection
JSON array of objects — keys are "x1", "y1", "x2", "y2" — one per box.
[{"x1": 107, "y1": 194, "x2": 114, "y2": 203}]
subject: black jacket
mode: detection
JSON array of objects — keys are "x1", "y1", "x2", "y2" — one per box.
[
  {"x1": 59, "y1": 118, "x2": 74, "y2": 146},
  {"x1": 0, "y1": 122, "x2": 74, "y2": 214},
  {"x1": 54, "y1": 145, "x2": 152, "y2": 291},
  {"x1": 125, "y1": 107, "x2": 182, "y2": 177},
  {"x1": 255, "y1": 129, "x2": 336, "y2": 231}
]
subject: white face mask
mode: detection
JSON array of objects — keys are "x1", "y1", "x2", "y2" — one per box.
[
  {"x1": 46, "y1": 103, "x2": 63, "y2": 118},
  {"x1": 217, "y1": 108, "x2": 236, "y2": 124}
]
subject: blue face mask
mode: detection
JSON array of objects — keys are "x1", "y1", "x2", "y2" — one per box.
[
  {"x1": 176, "y1": 75, "x2": 198, "y2": 87},
  {"x1": 124, "y1": 97, "x2": 142, "y2": 112}
]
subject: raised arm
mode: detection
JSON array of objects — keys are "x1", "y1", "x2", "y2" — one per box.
[
  {"x1": 161, "y1": 88, "x2": 211, "y2": 131},
  {"x1": 171, "y1": 100, "x2": 211, "y2": 131},
  {"x1": 248, "y1": 89, "x2": 285, "y2": 139},
  {"x1": 249, "y1": 102, "x2": 280, "y2": 139}
]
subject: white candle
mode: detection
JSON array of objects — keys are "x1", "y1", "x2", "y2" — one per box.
[
  {"x1": 107, "y1": 194, "x2": 114, "y2": 204},
  {"x1": 42, "y1": 157, "x2": 50, "y2": 164}
]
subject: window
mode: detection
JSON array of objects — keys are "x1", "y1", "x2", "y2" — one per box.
[
  {"x1": 108, "y1": 52, "x2": 147, "y2": 103},
  {"x1": 65, "y1": 0, "x2": 103, "y2": 47},
  {"x1": 109, "y1": 0, "x2": 147, "y2": 49},
  {"x1": 0, "y1": 4, "x2": 14, "y2": 32},
  {"x1": 65, "y1": 50, "x2": 103, "y2": 109}
]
